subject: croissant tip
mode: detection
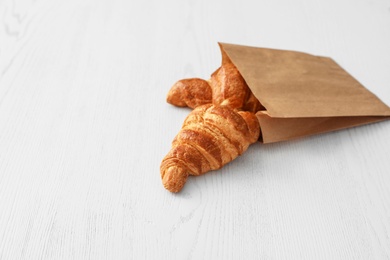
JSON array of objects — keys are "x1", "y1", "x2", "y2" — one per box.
[
  {"x1": 162, "y1": 165, "x2": 189, "y2": 193},
  {"x1": 167, "y1": 81, "x2": 186, "y2": 107}
]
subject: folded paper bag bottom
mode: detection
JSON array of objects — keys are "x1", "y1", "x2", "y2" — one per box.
[
  {"x1": 218, "y1": 42, "x2": 390, "y2": 143},
  {"x1": 257, "y1": 112, "x2": 388, "y2": 143}
]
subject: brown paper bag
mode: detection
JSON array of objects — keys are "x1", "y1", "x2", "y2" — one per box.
[{"x1": 218, "y1": 42, "x2": 390, "y2": 143}]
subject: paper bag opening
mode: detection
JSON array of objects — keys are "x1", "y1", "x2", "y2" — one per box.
[{"x1": 218, "y1": 42, "x2": 390, "y2": 143}]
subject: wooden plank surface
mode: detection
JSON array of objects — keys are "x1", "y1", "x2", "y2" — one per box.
[{"x1": 1, "y1": 0, "x2": 390, "y2": 259}]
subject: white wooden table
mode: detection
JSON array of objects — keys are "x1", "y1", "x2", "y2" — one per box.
[{"x1": 1, "y1": 0, "x2": 390, "y2": 259}]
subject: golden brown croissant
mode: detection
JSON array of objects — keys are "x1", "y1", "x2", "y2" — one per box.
[
  {"x1": 166, "y1": 62, "x2": 263, "y2": 112},
  {"x1": 160, "y1": 104, "x2": 260, "y2": 192}
]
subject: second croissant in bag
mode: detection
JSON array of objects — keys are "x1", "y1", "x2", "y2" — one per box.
[{"x1": 166, "y1": 62, "x2": 263, "y2": 112}]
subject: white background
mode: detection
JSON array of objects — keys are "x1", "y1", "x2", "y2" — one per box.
[{"x1": 1, "y1": 0, "x2": 390, "y2": 259}]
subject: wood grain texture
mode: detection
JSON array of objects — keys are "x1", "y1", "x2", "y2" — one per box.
[{"x1": 1, "y1": 0, "x2": 390, "y2": 259}]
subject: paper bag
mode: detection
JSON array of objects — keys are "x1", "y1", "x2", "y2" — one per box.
[{"x1": 218, "y1": 43, "x2": 390, "y2": 143}]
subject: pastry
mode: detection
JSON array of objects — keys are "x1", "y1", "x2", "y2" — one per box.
[
  {"x1": 166, "y1": 62, "x2": 263, "y2": 112},
  {"x1": 160, "y1": 104, "x2": 260, "y2": 192}
]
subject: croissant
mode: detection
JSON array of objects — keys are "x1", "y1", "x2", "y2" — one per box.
[
  {"x1": 167, "y1": 62, "x2": 263, "y2": 112},
  {"x1": 160, "y1": 104, "x2": 260, "y2": 192}
]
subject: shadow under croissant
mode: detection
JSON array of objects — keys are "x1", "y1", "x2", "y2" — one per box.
[{"x1": 160, "y1": 104, "x2": 261, "y2": 193}]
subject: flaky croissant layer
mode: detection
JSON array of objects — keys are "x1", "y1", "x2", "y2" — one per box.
[{"x1": 160, "y1": 104, "x2": 260, "y2": 192}]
